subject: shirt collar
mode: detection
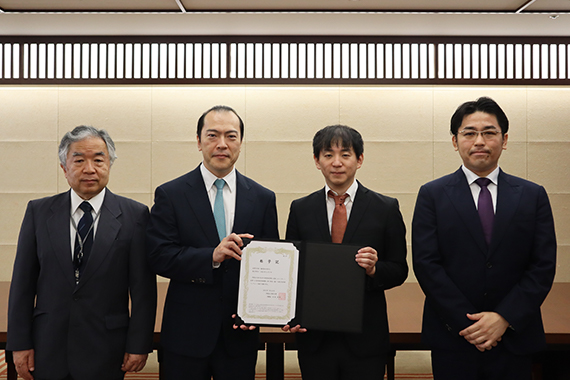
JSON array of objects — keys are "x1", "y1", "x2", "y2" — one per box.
[
  {"x1": 70, "y1": 187, "x2": 106, "y2": 215},
  {"x1": 325, "y1": 179, "x2": 359, "y2": 201},
  {"x1": 462, "y1": 165, "x2": 500, "y2": 186},
  {"x1": 200, "y1": 163, "x2": 237, "y2": 193}
]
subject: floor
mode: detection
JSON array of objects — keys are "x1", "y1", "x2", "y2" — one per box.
[
  {"x1": 0, "y1": 350, "x2": 434, "y2": 379},
  {"x1": 129, "y1": 349, "x2": 433, "y2": 379}
]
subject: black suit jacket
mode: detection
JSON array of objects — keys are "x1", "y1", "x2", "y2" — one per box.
[
  {"x1": 146, "y1": 166, "x2": 279, "y2": 358},
  {"x1": 286, "y1": 182, "x2": 408, "y2": 356},
  {"x1": 412, "y1": 168, "x2": 557, "y2": 355},
  {"x1": 7, "y1": 189, "x2": 157, "y2": 380}
]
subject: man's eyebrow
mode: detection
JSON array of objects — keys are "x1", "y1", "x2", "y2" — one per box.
[
  {"x1": 462, "y1": 126, "x2": 499, "y2": 130},
  {"x1": 71, "y1": 151, "x2": 106, "y2": 156}
]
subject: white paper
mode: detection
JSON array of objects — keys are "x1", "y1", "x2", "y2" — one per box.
[{"x1": 237, "y1": 240, "x2": 299, "y2": 325}]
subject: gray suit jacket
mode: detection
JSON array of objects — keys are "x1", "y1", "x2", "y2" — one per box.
[{"x1": 7, "y1": 189, "x2": 157, "y2": 380}]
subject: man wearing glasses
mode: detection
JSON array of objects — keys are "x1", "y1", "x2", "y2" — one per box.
[{"x1": 412, "y1": 97, "x2": 556, "y2": 380}]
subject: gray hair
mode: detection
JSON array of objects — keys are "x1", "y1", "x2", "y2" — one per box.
[{"x1": 59, "y1": 125, "x2": 117, "y2": 168}]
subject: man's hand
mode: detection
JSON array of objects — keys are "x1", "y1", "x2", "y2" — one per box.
[
  {"x1": 121, "y1": 353, "x2": 148, "y2": 373},
  {"x1": 13, "y1": 349, "x2": 35, "y2": 380},
  {"x1": 213, "y1": 233, "x2": 253, "y2": 263},
  {"x1": 355, "y1": 246, "x2": 378, "y2": 277},
  {"x1": 231, "y1": 314, "x2": 257, "y2": 331},
  {"x1": 459, "y1": 312, "x2": 510, "y2": 352},
  {"x1": 282, "y1": 324, "x2": 307, "y2": 333}
]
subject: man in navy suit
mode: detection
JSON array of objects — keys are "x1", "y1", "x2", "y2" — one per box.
[
  {"x1": 412, "y1": 97, "x2": 557, "y2": 380},
  {"x1": 7, "y1": 126, "x2": 157, "y2": 380},
  {"x1": 284, "y1": 125, "x2": 408, "y2": 380},
  {"x1": 146, "y1": 105, "x2": 279, "y2": 380}
]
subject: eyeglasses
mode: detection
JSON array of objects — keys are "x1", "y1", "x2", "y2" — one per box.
[{"x1": 458, "y1": 129, "x2": 501, "y2": 140}]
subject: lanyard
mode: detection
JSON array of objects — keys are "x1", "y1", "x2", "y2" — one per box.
[{"x1": 70, "y1": 207, "x2": 101, "y2": 283}]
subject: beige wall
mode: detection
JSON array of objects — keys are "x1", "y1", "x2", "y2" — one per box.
[{"x1": 0, "y1": 85, "x2": 568, "y2": 283}]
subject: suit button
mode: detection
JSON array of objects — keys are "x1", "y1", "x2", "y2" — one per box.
[
  {"x1": 486, "y1": 262, "x2": 492, "y2": 269},
  {"x1": 446, "y1": 324, "x2": 452, "y2": 332},
  {"x1": 73, "y1": 296, "x2": 79, "y2": 301}
]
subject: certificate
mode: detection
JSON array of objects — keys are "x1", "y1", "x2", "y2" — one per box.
[
  {"x1": 237, "y1": 239, "x2": 365, "y2": 332},
  {"x1": 237, "y1": 240, "x2": 299, "y2": 325}
]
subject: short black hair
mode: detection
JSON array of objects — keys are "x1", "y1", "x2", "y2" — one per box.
[
  {"x1": 313, "y1": 125, "x2": 364, "y2": 158},
  {"x1": 450, "y1": 97, "x2": 509, "y2": 136},
  {"x1": 196, "y1": 105, "x2": 245, "y2": 141}
]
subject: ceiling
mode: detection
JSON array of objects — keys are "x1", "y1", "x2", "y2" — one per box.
[
  {"x1": 0, "y1": 0, "x2": 569, "y2": 36},
  {"x1": 1, "y1": 0, "x2": 570, "y2": 12}
]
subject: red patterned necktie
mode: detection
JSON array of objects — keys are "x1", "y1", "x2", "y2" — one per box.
[{"x1": 328, "y1": 190, "x2": 348, "y2": 244}]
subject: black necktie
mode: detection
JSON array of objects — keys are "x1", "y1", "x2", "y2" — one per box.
[{"x1": 74, "y1": 201, "x2": 93, "y2": 283}]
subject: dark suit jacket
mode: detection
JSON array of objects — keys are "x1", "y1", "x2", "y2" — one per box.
[
  {"x1": 146, "y1": 166, "x2": 279, "y2": 358},
  {"x1": 286, "y1": 182, "x2": 408, "y2": 357},
  {"x1": 412, "y1": 168, "x2": 557, "y2": 355},
  {"x1": 7, "y1": 189, "x2": 157, "y2": 380}
]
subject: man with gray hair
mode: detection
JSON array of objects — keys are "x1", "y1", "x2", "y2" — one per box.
[{"x1": 7, "y1": 126, "x2": 157, "y2": 380}]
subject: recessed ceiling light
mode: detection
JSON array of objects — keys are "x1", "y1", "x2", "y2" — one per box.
[{"x1": 550, "y1": 14, "x2": 559, "y2": 19}]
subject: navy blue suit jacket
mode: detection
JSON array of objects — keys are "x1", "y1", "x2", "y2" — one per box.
[
  {"x1": 7, "y1": 189, "x2": 157, "y2": 380},
  {"x1": 286, "y1": 182, "x2": 408, "y2": 357},
  {"x1": 146, "y1": 166, "x2": 279, "y2": 358},
  {"x1": 412, "y1": 168, "x2": 557, "y2": 355}
]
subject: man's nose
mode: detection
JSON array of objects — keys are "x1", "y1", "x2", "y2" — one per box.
[{"x1": 83, "y1": 160, "x2": 96, "y2": 172}]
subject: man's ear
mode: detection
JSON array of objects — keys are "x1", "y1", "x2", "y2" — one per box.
[{"x1": 314, "y1": 154, "x2": 322, "y2": 170}]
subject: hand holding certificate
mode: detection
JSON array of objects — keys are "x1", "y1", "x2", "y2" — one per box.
[{"x1": 237, "y1": 239, "x2": 365, "y2": 333}]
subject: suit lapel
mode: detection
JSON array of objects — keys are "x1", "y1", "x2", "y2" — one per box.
[
  {"x1": 490, "y1": 170, "x2": 522, "y2": 254},
  {"x1": 314, "y1": 189, "x2": 332, "y2": 242},
  {"x1": 184, "y1": 168, "x2": 220, "y2": 246},
  {"x1": 47, "y1": 191, "x2": 76, "y2": 288},
  {"x1": 233, "y1": 171, "x2": 255, "y2": 235},
  {"x1": 343, "y1": 182, "x2": 370, "y2": 244},
  {"x1": 76, "y1": 189, "x2": 121, "y2": 290},
  {"x1": 444, "y1": 169, "x2": 488, "y2": 255}
]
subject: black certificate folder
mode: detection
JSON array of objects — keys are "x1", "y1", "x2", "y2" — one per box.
[{"x1": 295, "y1": 241, "x2": 365, "y2": 334}]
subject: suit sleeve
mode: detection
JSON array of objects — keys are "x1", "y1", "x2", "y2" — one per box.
[
  {"x1": 126, "y1": 205, "x2": 157, "y2": 354},
  {"x1": 7, "y1": 201, "x2": 40, "y2": 351},
  {"x1": 146, "y1": 185, "x2": 216, "y2": 283},
  {"x1": 494, "y1": 186, "x2": 556, "y2": 330},
  {"x1": 412, "y1": 185, "x2": 478, "y2": 333},
  {"x1": 370, "y1": 198, "x2": 408, "y2": 291}
]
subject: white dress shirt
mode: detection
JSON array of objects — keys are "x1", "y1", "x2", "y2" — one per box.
[
  {"x1": 462, "y1": 165, "x2": 500, "y2": 213},
  {"x1": 69, "y1": 187, "x2": 105, "y2": 260},
  {"x1": 324, "y1": 180, "x2": 359, "y2": 234}
]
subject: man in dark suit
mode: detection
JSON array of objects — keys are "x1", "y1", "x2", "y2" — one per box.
[
  {"x1": 284, "y1": 124, "x2": 408, "y2": 380},
  {"x1": 412, "y1": 97, "x2": 557, "y2": 380},
  {"x1": 7, "y1": 126, "x2": 157, "y2": 380},
  {"x1": 146, "y1": 105, "x2": 279, "y2": 380}
]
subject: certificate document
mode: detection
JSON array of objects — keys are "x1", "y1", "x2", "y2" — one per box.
[{"x1": 237, "y1": 240, "x2": 299, "y2": 325}]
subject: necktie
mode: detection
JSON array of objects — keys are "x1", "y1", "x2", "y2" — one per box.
[
  {"x1": 475, "y1": 178, "x2": 494, "y2": 246},
  {"x1": 74, "y1": 201, "x2": 94, "y2": 283},
  {"x1": 214, "y1": 179, "x2": 227, "y2": 241},
  {"x1": 328, "y1": 190, "x2": 348, "y2": 244}
]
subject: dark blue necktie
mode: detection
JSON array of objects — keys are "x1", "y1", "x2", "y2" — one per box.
[
  {"x1": 74, "y1": 201, "x2": 93, "y2": 283},
  {"x1": 475, "y1": 178, "x2": 494, "y2": 246}
]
